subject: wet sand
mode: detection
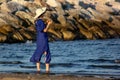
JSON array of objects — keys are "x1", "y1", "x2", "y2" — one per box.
[{"x1": 0, "y1": 73, "x2": 117, "y2": 80}]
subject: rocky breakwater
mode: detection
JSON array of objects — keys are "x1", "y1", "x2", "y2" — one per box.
[{"x1": 0, "y1": 0, "x2": 120, "y2": 43}]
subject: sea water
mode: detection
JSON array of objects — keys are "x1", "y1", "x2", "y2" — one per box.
[{"x1": 0, "y1": 39, "x2": 120, "y2": 77}]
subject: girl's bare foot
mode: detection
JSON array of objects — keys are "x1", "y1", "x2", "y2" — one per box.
[
  {"x1": 46, "y1": 70, "x2": 50, "y2": 73},
  {"x1": 36, "y1": 71, "x2": 40, "y2": 74}
]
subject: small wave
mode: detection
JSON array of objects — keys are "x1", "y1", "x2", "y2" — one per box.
[
  {"x1": 20, "y1": 65, "x2": 36, "y2": 68},
  {"x1": 74, "y1": 59, "x2": 114, "y2": 63},
  {"x1": 107, "y1": 43, "x2": 120, "y2": 46},
  {"x1": 0, "y1": 61, "x2": 23, "y2": 64},
  {"x1": 2, "y1": 55, "x2": 24, "y2": 59},
  {"x1": 90, "y1": 64, "x2": 120, "y2": 69},
  {"x1": 50, "y1": 63, "x2": 75, "y2": 67},
  {"x1": 78, "y1": 43, "x2": 101, "y2": 46},
  {"x1": 89, "y1": 59, "x2": 114, "y2": 63}
]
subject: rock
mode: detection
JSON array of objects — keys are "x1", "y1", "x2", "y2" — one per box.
[
  {"x1": 55, "y1": 1, "x2": 65, "y2": 15},
  {"x1": 34, "y1": 0, "x2": 49, "y2": 7},
  {"x1": 19, "y1": 29, "x2": 33, "y2": 40},
  {"x1": 0, "y1": 2, "x2": 10, "y2": 13},
  {"x1": 87, "y1": 8, "x2": 110, "y2": 22},
  {"x1": 0, "y1": 25, "x2": 13, "y2": 42},
  {"x1": 89, "y1": 26, "x2": 106, "y2": 39},
  {"x1": 79, "y1": 27, "x2": 94, "y2": 39},
  {"x1": 79, "y1": 8, "x2": 94, "y2": 20},
  {"x1": 24, "y1": 2, "x2": 39, "y2": 15},
  {"x1": 48, "y1": 24, "x2": 63, "y2": 39},
  {"x1": 11, "y1": 0, "x2": 28, "y2": 5},
  {"x1": 0, "y1": 0, "x2": 8, "y2": 3},
  {"x1": 61, "y1": 29, "x2": 76, "y2": 40},
  {"x1": 1, "y1": 1, "x2": 26, "y2": 13},
  {"x1": 15, "y1": 11, "x2": 34, "y2": 24},
  {"x1": 46, "y1": 0, "x2": 58, "y2": 7},
  {"x1": 12, "y1": 31, "x2": 24, "y2": 41},
  {"x1": 0, "y1": 18, "x2": 8, "y2": 26},
  {"x1": 0, "y1": 34, "x2": 7, "y2": 42},
  {"x1": 66, "y1": 0, "x2": 79, "y2": 6},
  {"x1": 0, "y1": 25, "x2": 14, "y2": 35},
  {"x1": 95, "y1": 3, "x2": 114, "y2": 14},
  {"x1": 0, "y1": 12, "x2": 20, "y2": 28},
  {"x1": 108, "y1": 1, "x2": 120, "y2": 10},
  {"x1": 110, "y1": 16, "x2": 120, "y2": 29},
  {"x1": 57, "y1": 15, "x2": 67, "y2": 26},
  {"x1": 48, "y1": 28, "x2": 62, "y2": 40}
]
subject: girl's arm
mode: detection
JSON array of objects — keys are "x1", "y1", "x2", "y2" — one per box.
[{"x1": 43, "y1": 20, "x2": 52, "y2": 32}]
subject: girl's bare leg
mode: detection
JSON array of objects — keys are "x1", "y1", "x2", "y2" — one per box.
[
  {"x1": 36, "y1": 62, "x2": 40, "y2": 71},
  {"x1": 46, "y1": 63, "x2": 50, "y2": 72}
]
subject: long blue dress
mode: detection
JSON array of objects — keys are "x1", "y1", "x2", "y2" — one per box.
[{"x1": 30, "y1": 19, "x2": 51, "y2": 63}]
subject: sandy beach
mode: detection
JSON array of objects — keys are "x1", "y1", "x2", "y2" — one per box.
[
  {"x1": 0, "y1": 73, "x2": 103, "y2": 80},
  {"x1": 0, "y1": 73, "x2": 118, "y2": 80}
]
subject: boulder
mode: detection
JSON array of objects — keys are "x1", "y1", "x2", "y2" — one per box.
[
  {"x1": 0, "y1": 0, "x2": 8, "y2": 3},
  {"x1": 11, "y1": 0, "x2": 28, "y2": 5},
  {"x1": 46, "y1": 0, "x2": 58, "y2": 7},
  {"x1": 1, "y1": 1, "x2": 26, "y2": 13},
  {"x1": 61, "y1": 29, "x2": 76, "y2": 40},
  {"x1": 15, "y1": 11, "x2": 34, "y2": 24},
  {"x1": 57, "y1": 15, "x2": 67, "y2": 26},
  {"x1": 95, "y1": 3, "x2": 114, "y2": 14},
  {"x1": 0, "y1": 2, "x2": 10, "y2": 13},
  {"x1": 0, "y1": 18, "x2": 8, "y2": 26},
  {"x1": 0, "y1": 34, "x2": 7, "y2": 42}
]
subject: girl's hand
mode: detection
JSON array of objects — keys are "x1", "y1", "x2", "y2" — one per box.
[
  {"x1": 46, "y1": 19, "x2": 52, "y2": 25},
  {"x1": 43, "y1": 19, "x2": 52, "y2": 32}
]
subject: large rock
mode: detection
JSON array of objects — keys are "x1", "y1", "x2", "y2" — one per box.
[
  {"x1": 11, "y1": 0, "x2": 28, "y2": 5},
  {"x1": 0, "y1": 12, "x2": 19, "y2": 26},
  {"x1": 0, "y1": 1, "x2": 26, "y2": 13},
  {"x1": 0, "y1": 18, "x2": 8, "y2": 26},
  {"x1": 46, "y1": 0, "x2": 58, "y2": 7},
  {"x1": 15, "y1": 11, "x2": 34, "y2": 24},
  {"x1": 61, "y1": 29, "x2": 76, "y2": 40}
]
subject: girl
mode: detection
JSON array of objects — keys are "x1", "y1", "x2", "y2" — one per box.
[{"x1": 30, "y1": 7, "x2": 52, "y2": 72}]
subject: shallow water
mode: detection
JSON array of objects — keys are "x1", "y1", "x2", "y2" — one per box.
[{"x1": 0, "y1": 39, "x2": 120, "y2": 77}]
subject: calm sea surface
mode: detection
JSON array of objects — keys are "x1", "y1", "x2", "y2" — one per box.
[{"x1": 0, "y1": 39, "x2": 120, "y2": 77}]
